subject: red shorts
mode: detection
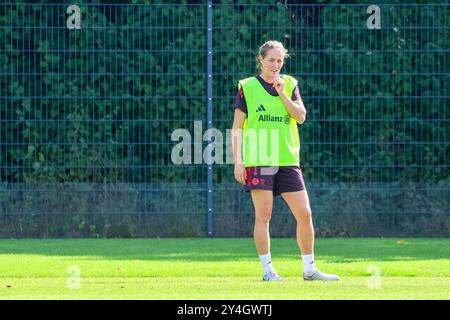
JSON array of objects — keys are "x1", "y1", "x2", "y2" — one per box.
[{"x1": 244, "y1": 166, "x2": 305, "y2": 196}]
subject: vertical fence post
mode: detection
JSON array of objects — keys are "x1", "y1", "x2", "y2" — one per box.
[{"x1": 206, "y1": 0, "x2": 213, "y2": 236}]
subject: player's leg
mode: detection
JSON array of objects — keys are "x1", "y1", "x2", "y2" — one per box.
[
  {"x1": 272, "y1": 166, "x2": 314, "y2": 256},
  {"x1": 250, "y1": 189, "x2": 284, "y2": 281},
  {"x1": 281, "y1": 189, "x2": 314, "y2": 255},
  {"x1": 281, "y1": 190, "x2": 340, "y2": 281},
  {"x1": 245, "y1": 167, "x2": 282, "y2": 281},
  {"x1": 250, "y1": 189, "x2": 273, "y2": 256}
]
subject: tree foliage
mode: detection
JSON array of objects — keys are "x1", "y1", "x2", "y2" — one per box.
[{"x1": 0, "y1": 1, "x2": 448, "y2": 236}]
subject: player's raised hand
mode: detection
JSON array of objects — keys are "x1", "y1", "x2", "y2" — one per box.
[{"x1": 273, "y1": 75, "x2": 285, "y2": 95}]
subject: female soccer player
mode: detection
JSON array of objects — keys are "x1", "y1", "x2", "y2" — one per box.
[{"x1": 232, "y1": 40, "x2": 339, "y2": 281}]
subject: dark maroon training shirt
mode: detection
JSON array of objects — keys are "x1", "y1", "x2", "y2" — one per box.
[{"x1": 234, "y1": 74, "x2": 301, "y2": 117}]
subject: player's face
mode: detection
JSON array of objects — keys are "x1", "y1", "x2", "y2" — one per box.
[{"x1": 259, "y1": 48, "x2": 285, "y2": 80}]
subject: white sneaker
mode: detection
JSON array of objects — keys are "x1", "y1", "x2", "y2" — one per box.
[
  {"x1": 262, "y1": 272, "x2": 284, "y2": 281},
  {"x1": 303, "y1": 269, "x2": 340, "y2": 281}
]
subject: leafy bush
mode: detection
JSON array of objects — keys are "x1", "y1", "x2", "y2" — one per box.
[{"x1": 0, "y1": 1, "x2": 448, "y2": 236}]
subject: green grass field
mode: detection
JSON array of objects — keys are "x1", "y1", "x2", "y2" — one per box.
[{"x1": 0, "y1": 238, "x2": 449, "y2": 300}]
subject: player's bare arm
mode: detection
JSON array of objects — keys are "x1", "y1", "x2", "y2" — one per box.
[
  {"x1": 273, "y1": 77, "x2": 306, "y2": 124},
  {"x1": 232, "y1": 108, "x2": 247, "y2": 185}
]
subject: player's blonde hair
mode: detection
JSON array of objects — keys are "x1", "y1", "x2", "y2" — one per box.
[{"x1": 256, "y1": 40, "x2": 290, "y2": 70}]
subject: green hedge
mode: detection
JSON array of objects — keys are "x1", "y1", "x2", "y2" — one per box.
[{"x1": 0, "y1": 1, "x2": 449, "y2": 236}]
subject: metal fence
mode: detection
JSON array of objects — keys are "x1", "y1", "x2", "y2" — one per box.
[{"x1": 0, "y1": 1, "x2": 449, "y2": 237}]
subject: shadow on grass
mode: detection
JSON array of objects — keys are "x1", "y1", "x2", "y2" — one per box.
[{"x1": 0, "y1": 238, "x2": 448, "y2": 262}]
